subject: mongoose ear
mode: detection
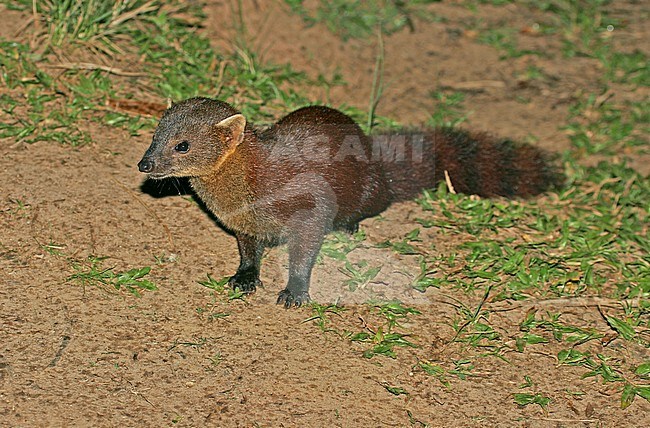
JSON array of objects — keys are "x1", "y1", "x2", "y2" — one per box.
[
  {"x1": 166, "y1": 98, "x2": 173, "y2": 108},
  {"x1": 216, "y1": 114, "x2": 247, "y2": 146}
]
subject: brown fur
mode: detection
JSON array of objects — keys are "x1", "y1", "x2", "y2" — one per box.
[
  {"x1": 378, "y1": 128, "x2": 563, "y2": 201},
  {"x1": 138, "y1": 97, "x2": 563, "y2": 307}
]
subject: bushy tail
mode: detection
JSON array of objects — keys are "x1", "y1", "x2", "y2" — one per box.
[{"x1": 373, "y1": 128, "x2": 564, "y2": 202}]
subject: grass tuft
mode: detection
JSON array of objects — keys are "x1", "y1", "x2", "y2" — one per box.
[{"x1": 67, "y1": 255, "x2": 157, "y2": 296}]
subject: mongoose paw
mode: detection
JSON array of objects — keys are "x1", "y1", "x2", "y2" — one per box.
[
  {"x1": 277, "y1": 289, "x2": 311, "y2": 308},
  {"x1": 228, "y1": 270, "x2": 261, "y2": 294}
]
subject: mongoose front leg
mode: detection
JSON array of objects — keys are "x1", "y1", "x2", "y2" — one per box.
[
  {"x1": 277, "y1": 220, "x2": 327, "y2": 308},
  {"x1": 229, "y1": 233, "x2": 264, "y2": 293}
]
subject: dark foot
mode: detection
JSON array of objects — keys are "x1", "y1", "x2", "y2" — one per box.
[
  {"x1": 342, "y1": 222, "x2": 359, "y2": 234},
  {"x1": 277, "y1": 289, "x2": 311, "y2": 308},
  {"x1": 228, "y1": 269, "x2": 261, "y2": 294}
]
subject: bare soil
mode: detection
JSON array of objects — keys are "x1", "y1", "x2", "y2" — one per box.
[{"x1": 1, "y1": 1, "x2": 648, "y2": 427}]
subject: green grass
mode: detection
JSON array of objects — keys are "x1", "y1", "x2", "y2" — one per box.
[
  {"x1": 412, "y1": 159, "x2": 649, "y2": 299},
  {"x1": 564, "y1": 93, "x2": 649, "y2": 155},
  {"x1": 519, "y1": 311, "x2": 603, "y2": 348},
  {"x1": 411, "y1": 256, "x2": 443, "y2": 291},
  {"x1": 514, "y1": 377, "x2": 553, "y2": 414},
  {"x1": 320, "y1": 230, "x2": 367, "y2": 261},
  {"x1": 284, "y1": 0, "x2": 440, "y2": 41},
  {"x1": 0, "y1": 40, "x2": 92, "y2": 145},
  {"x1": 377, "y1": 228, "x2": 423, "y2": 256},
  {"x1": 10, "y1": 0, "x2": 161, "y2": 52},
  {"x1": 349, "y1": 302, "x2": 421, "y2": 359},
  {"x1": 339, "y1": 260, "x2": 382, "y2": 292},
  {"x1": 532, "y1": 0, "x2": 618, "y2": 58},
  {"x1": 404, "y1": 165, "x2": 648, "y2": 405},
  {"x1": 304, "y1": 303, "x2": 347, "y2": 333},
  {"x1": 557, "y1": 349, "x2": 650, "y2": 409},
  {"x1": 306, "y1": 301, "x2": 421, "y2": 359},
  {"x1": 0, "y1": 40, "x2": 52, "y2": 88},
  {"x1": 197, "y1": 273, "x2": 248, "y2": 302},
  {"x1": 67, "y1": 255, "x2": 157, "y2": 296},
  {"x1": 195, "y1": 274, "x2": 234, "y2": 320},
  {"x1": 347, "y1": 146, "x2": 647, "y2": 408},
  {"x1": 197, "y1": 273, "x2": 229, "y2": 292},
  {"x1": 426, "y1": 91, "x2": 468, "y2": 128},
  {"x1": 601, "y1": 50, "x2": 650, "y2": 86},
  {"x1": 513, "y1": 392, "x2": 551, "y2": 413},
  {"x1": 477, "y1": 27, "x2": 543, "y2": 59},
  {"x1": 0, "y1": 0, "x2": 323, "y2": 147}
]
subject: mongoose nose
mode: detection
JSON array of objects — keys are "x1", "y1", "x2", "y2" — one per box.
[{"x1": 138, "y1": 158, "x2": 154, "y2": 173}]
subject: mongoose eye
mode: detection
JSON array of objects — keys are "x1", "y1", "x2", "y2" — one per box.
[{"x1": 174, "y1": 141, "x2": 190, "y2": 153}]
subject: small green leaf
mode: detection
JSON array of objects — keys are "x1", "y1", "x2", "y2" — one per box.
[
  {"x1": 557, "y1": 349, "x2": 589, "y2": 365},
  {"x1": 197, "y1": 273, "x2": 228, "y2": 291},
  {"x1": 635, "y1": 362, "x2": 650, "y2": 376},
  {"x1": 605, "y1": 315, "x2": 636, "y2": 340},
  {"x1": 621, "y1": 383, "x2": 636, "y2": 409},
  {"x1": 636, "y1": 386, "x2": 650, "y2": 401},
  {"x1": 523, "y1": 333, "x2": 549, "y2": 345},
  {"x1": 383, "y1": 384, "x2": 408, "y2": 396},
  {"x1": 513, "y1": 392, "x2": 551, "y2": 408},
  {"x1": 405, "y1": 228, "x2": 421, "y2": 241},
  {"x1": 519, "y1": 375, "x2": 534, "y2": 389}
]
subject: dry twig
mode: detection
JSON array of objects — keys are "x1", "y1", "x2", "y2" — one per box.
[{"x1": 44, "y1": 62, "x2": 148, "y2": 77}]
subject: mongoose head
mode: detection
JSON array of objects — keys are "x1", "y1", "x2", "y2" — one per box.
[{"x1": 138, "y1": 97, "x2": 246, "y2": 179}]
